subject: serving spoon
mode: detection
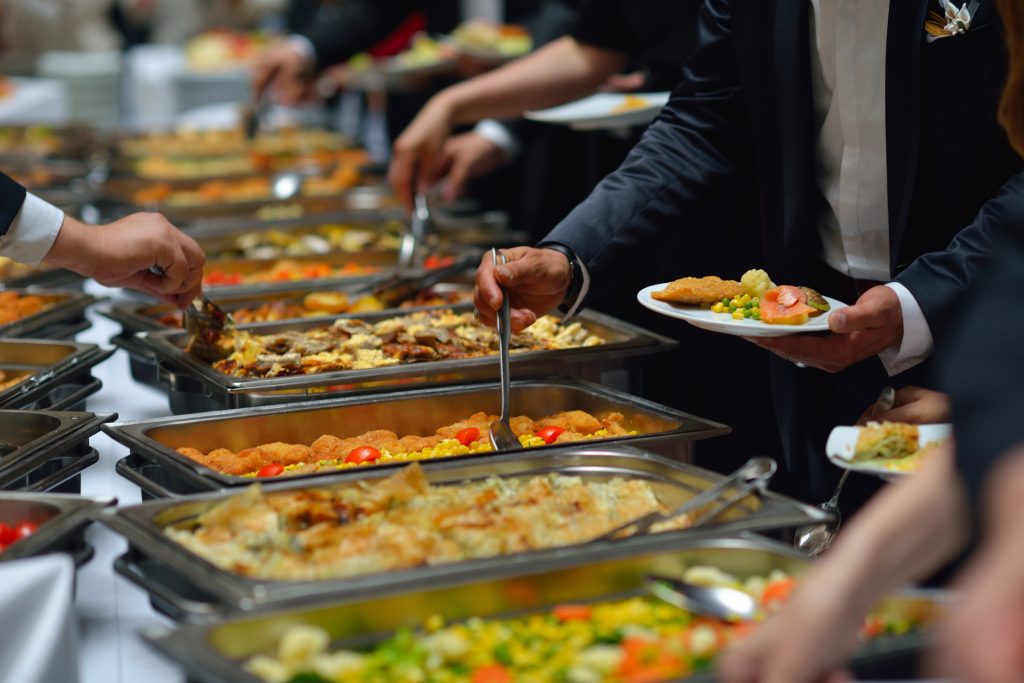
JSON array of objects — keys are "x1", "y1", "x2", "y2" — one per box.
[
  {"x1": 646, "y1": 575, "x2": 758, "y2": 622},
  {"x1": 795, "y1": 385, "x2": 897, "y2": 556},
  {"x1": 488, "y1": 248, "x2": 520, "y2": 451}
]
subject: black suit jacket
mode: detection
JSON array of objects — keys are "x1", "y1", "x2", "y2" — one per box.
[
  {"x1": 545, "y1": 0, "x2": 1022, "y2": 342},
  {"x1": 303, "y1": 0, "x2": 579, "y2": 69},
  {"x1": 0, "y1": 172, "x2": 26, "y2": 238}
]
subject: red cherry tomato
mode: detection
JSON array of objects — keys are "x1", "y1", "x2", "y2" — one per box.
[
  {"x1": 0, "y1": 523, "x2": 14, "y2": 545},
  {"x1": 455, "y1": 427, "x2": 480, "y2": 446},
  {"x1": 346, "y1": 446, "x2": 383, "y2": 464},
  {"x1": 535, "y1": 426, "x2": 566, "y2": 445},
  {"x1": 13, "y1": 522, "x2": 37, "y2": 540},
  {"x1": 256, "y1": 462, "x2": 285, "y2": 478}
]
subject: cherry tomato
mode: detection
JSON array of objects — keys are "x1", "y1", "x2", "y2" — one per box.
[
  {"x1": 535, "y1": 426, "x2": 565, "y2": 445},
  {"x1": 455, "y1": 427, "x2": 480, "y2": 446},
  {"x1": 471, "y1": 665, "x2": 512, "y2": 683},
  {"x1": 0, "y1": 523, "x2": 13, "y2": 545},
  {"x1": 13, "y1": 521, "x2": 37, "y2": 540},
  {"x1": 256, "y1": 463, "x2": 285, "y2": 478},
  {"x1": 346, "y1": 446, "x2": 383, "y2": 464}
]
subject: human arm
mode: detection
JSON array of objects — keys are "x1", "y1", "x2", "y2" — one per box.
[
  {"x1": 719, "y1": 447, "x2": 968, "y2": 683},
  {"x1": 390, "y1": 36, "x2": 626, "y2": 205}
]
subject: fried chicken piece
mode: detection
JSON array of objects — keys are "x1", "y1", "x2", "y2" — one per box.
[
  {"x1": 600, "y1": 412, "x2": 629, "y2": 436},
  {"x1": 176, "y1": 447, "x2": 207, "y2": 464},
  {"x1": 652, "y1": 276, "x2": 743, "y2": 304},
  {"x1": 536, "y1": 410, "x2": 604, "y2": 435},
  {"x1": 311, "y1": 430, "x2": 399, "y2": 460},
  {"x1": 510, "y1": 415, "x2": 536, "y2": 436},
  {"x1": 435, "y1": 412, "x2": 495, "y2": 439}
]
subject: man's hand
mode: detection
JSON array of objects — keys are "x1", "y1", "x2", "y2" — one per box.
[
  {"x1": 389, "y1": 97, "x2": 456, "y2": 209},
  {"x1": 857, "y1": 386, "x2": 951, "y2": 424},
  {"x1": 45, "y1": 213, "x2": 205, "y2": 308},
  {"x1": 252, "y1": 39, "x2": 315, "y2": 105},
  {"x1": 748, "y1": 286, "x2": 904, "y2": 373},
  {"x1": 929, "y1": 446, "x2": 1024, "y2": 683},
  {"x1": 473, "y1": 246, "x2": 571, "y2": 331},
  {"x1": 434, "y1": 132, "x2": 507, "y2": 201}
]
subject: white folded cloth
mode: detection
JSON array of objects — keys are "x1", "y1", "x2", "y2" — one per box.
[{"x1": 0, "y1": 554, "x2": 79, "y2": 683}]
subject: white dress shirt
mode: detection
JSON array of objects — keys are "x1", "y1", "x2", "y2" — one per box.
[
  {"x1": 0, "y1": 193, "x2": 64, "y2": 267},
  {"x1": 810, "y1": 0, "x2": 933, "y2": 375}
]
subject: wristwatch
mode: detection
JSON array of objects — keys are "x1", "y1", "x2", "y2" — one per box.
[{"x1": 538, "y1": 242, "x2": 589, "y2": 320}]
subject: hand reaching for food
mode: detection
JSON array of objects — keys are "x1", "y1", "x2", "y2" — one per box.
[
  {"x1": 858, "y1": 386, "x2": 951, "y2": 425},
  {"x1": 434, "y1": 132, "x2": 508, "y2": 201}
]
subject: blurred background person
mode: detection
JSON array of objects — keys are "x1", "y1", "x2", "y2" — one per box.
[
  {"x1": 118, "y1": 0, "x2": 287, "y2": 45},
  {"x1": 0, "y1": 0, "x2": 121, "y2": 62}
]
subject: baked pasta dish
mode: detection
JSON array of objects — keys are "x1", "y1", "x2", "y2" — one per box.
[
  {"x1": 165, "y1": 463, "x2": 690, "y2": 581},
  {"x1": 0, "y1": 291, "x2": 53, "y2": 325},
  {"x1": 206, "y1": 310, "x2": 605, "y2": 377},
  {"x1": 176, "y1": 408, "x2": 635, "y2": 478}
]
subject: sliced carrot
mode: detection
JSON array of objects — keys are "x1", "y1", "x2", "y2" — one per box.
[
  {"x1": 762, "y1": 577, "x2": 796, "y2": 607},
  {"x1": 471, "y1": 664, "x2": 513, "y2": 683},
  {"x1": 552, "y1": 604, "x2": 592, "y2": 622}
]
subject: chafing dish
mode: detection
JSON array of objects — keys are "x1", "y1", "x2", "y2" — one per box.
[
  {"x1": 101, "y1": 282, "x2": 475, "y2": 388},
  {"x1": 103, "y1": 379, "x2": 728, "y2": 497},
  {"x1": 0, "y1": 410, "x2": 114, "y2": 493},
  {"x1": 0, "y1": 124, "x2": 96, "y2": 160},
  {"x1": 0, "y1": 491, "x2": 114, "y2": 567},
  {"x1": 0, "y1": 339, "x2": 113, "y2": 411},
  {"x1": 0, "y1": 262, "x2": 86, "y2": 290},
  {"x1": 142, "y1": 306, "x2": 676, "y2": 413},
  {"x1": 102, "y1": 448, "x2": 827, "y2": 620},
  {"x1": 0, "y1": 289, "x2": 100, "y2": 339}
]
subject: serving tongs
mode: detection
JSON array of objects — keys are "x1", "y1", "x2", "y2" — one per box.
[
  {"x1": 147, "y1": 266, "x2": 236, "y2": 362},
  {"x1": 346, "y1": 250, "x2": 479, "y2": 306},
  {"x1": 645, "y1": 575, "x2": 759, "y2": 622},
  {"x1": 589, "y1": 457, "x2": 777, "y2": 543},
  {"x1": 399, "y1": 191, "x2": 432, "y2": 268}
]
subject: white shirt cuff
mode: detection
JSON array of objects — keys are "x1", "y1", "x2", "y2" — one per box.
[
  {"x1": 0, "y1": 193, "x2": 64, "y2": 267},
  {"x1": 287, "y1": 34, "x2": 317, "y2": 67},
  {"x1": 878, "y1": 282, "x2": 934, "y2": 376},
  {"x1": 473, "y1": 119, "x2": 520, "y2": 161}
]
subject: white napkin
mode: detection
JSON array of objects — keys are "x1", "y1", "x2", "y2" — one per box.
[{"x1": 0, "y1": 554, "x2": 79, "y2": 683}]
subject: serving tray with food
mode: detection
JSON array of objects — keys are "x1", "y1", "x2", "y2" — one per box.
[
  {"x1": 0, "y1": 339, "x2": 113, "y2": 412},
  {"x1": 638, "y1": 268, "x2": 847, "y2": 337},
  {"x1": 138, "y1": 536, "x2": 940, "y2": 680},
  {"x1": 0, "y1": 490, "x2": 114, "y2": 567},
  {"x1": 0, "y1": 289, "x2": 100, "y2": 339},
  {"x1": 826, "y1": 421, "x2": 952, "y2": 479},
  {"x1": 0, "y1": 410, "x2": 114, "y2": 494},
  {"x1": 101, "y1": 449, "x2": 825, "y2": 618},
  {"x1": 141, "y1": 304, "x2": 674, "y2": 412}
]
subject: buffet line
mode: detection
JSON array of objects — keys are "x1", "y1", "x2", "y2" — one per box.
[{"x1": 0, "y1": 123, "x2": 939, "y2": 683}]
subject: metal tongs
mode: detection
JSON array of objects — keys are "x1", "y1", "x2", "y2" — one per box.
[
  {"x1": 488, "y1": 248, "x2": 520, "y2": 451},
  {"x1": 590, "y1": 457, "x2": 778, "y2": 542},
  {"x1": 399, "y1": 191, "x2": 432, "y2": 268},
  {"x1": 346, "y1": 250, "x2": 480, "y2": 306},
  {"x1": 183, "y1": 295, "x2": 237, "y2": 363}
]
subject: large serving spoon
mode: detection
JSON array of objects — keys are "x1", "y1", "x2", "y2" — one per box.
[
  {"x1": 646, "y1": 575, "x2": 758, "y2": 622},
  {"x1": 488, "y1": 248, "x2": 520, "y2": 451},
  {"x1": 795, "y1": 385, "x2": 897, "y2": 556}
]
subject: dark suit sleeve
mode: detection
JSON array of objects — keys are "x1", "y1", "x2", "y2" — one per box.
[
  {"x1": 935, "y1": 225, "x2": 1024, "y2": 507},
  {"x1": 517, "y1": 0, "x2": 580, "y2": 47},
  {"x1": 894, "y1": 169, "x2": 1024, "y2": 338},
  {"x1": 541, "y1": 0, "x2": 749, "y2": 290},
  {"x1": 300, "y1": 1, "x2": 419, "y2": 70},
  {"x1": 0, "y1": 172, "x2": 27, "y2": 238}
]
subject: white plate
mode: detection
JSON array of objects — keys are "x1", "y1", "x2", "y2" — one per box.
[
  {"x1": 826, "y1": 423, "x2": 953, "y2": 480},
  {"x1": 525, "y1": 92, "x2": 671, "y2": 131},
  {"x1": 637, "y1": 284, "x2": 846, "y2": 338},
  {"x1": 346, "y1": 57, "x2": 457, "y2": 91}
]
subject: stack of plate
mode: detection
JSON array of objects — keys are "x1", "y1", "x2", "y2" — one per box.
[{"x1": 37, "y1": 51, "x2": 121, "y2": 130}]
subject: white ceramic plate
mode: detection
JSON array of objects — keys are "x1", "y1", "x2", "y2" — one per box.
[
  {"x1": 525, "y1": 92, "x2": 671, "y2": 131},
  {"x1": 637, "y1": 284, "x2": 846, "y2": 338},
  {"x1": 826, "y1": 423, "x2": 953, "y2": 480},
  {"x1": 346, "y1": 57, "x2": 457, "y2": 91}
]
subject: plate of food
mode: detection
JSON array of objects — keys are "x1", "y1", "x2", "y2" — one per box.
[
  {"x1": 449, "y1": 21, "x2": 533, "y2": 62},
  {"x1": 525, "y1": 92, "x2": 671, "y2": 131},
  {"x1": 637, "y1": 269, "x2": 846, "y2": 338},
  {"x1": 826, "y1": 421, "x2": 952, "y2": 479}
]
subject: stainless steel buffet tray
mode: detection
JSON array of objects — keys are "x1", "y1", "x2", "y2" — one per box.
[
  {"x1": 142, "y1": 306, "x2": 677, "y2": 412},
  {"x1": 0, "y1": 490, "x2": 114, "y2": 567},
  {"x1": 0, "y1": 288, "x2": 100, "y2": 339},
  {"x1": 101, "y1": 281, "x2": 474, "y2": 388},
  {"x1": 141, "y1": 535, "x2": 941, "y2": 681},
  {"x1": 0, "y1": 339, "x2": 114, "y2": 411},
  {"x1": 103, "y1": 378, "x2": 728, "y2": 497},
  {"x1": 0, "y1": 410, "x2": 114, "y2": 493},
  {"x1": 102, "y1": 447, "x2": 827, "y2": 620}
]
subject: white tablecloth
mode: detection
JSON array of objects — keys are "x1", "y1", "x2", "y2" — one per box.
[
  {"x1": 75, "y1": 281, "x2": 183, "y2": 683},
  {"x1": 0, "y1": 78, "x2": 69, "y2": 125}
]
